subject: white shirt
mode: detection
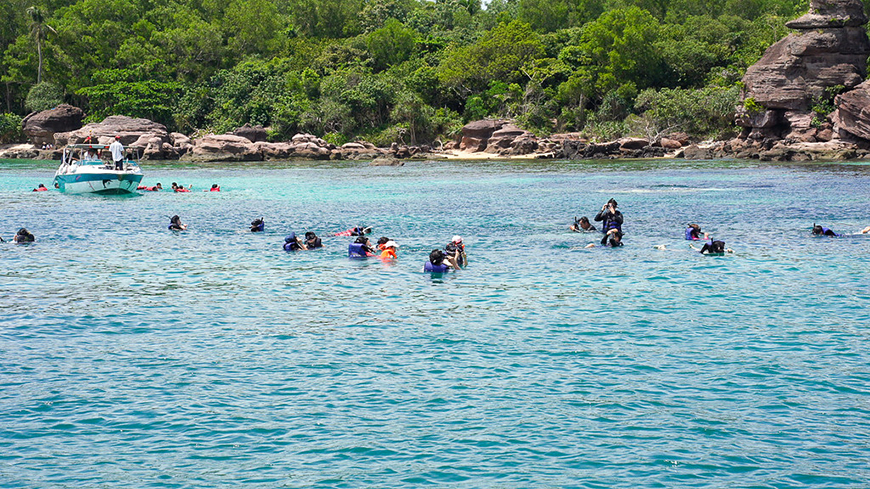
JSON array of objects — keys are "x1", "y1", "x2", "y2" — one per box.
[{"x1": 109, "y1": 140, "x2": 124, "y2": 161}]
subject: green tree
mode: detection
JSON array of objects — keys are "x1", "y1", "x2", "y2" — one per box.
[
  {"x1": 366, "y1": 19, "x2": 417, "y2": 72},
  {"x1": 25, "y1": 80, "x2": 62, "y2": 112},
  {"x1": 76, "y1": 67, "x2": 182, "y2": 126},
  {"x1": 26, "y1": 6, "x2": 56, "y2": 84}
]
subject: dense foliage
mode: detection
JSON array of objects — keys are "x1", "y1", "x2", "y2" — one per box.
[{"x1": 0, "y1": 0, "x2": 835, "y2": 143}]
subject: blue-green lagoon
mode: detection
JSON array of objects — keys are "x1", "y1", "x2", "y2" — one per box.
[{"x1": 1, "y1": 158, "x2": 869, "y2": 487}]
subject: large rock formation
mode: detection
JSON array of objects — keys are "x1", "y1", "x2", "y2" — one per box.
[
  {"x1": 738, "y1": 0, "x2": 870, "y2": 140},
  {"x1": 21, "y1": 104, "x2": 84, "y2": 145},
  {"x1": 56, "y1": 115, "x2": 169, "y2": 147}
]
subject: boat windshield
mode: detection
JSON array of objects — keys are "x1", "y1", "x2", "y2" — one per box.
[{"x1": 64, "y1": 145, "x2": 140, "y2": 167}]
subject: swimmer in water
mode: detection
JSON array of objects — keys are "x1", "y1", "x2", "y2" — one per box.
[
  {"x1": 445, "y1": 235, "x2": 466, "y2": 268},
  {"x1": 812, "y1": 224, "x2": 839, "y2": 237},
  {"x1": 585, "y1": 230, "x2": 623, "y2": 248},
  {"x1": 304, "y1": 231, "x2": 322, "y2": 249},
  {"x1": 13, "y1": 227, "x2": 35, "y2": 243},
  {"x1": 168, "y1": 215, "x2": 187, "y2": 231},
  {"x1": 32, "y1": 184, "x2": 48, "y2": 192},
  {"x1": 685, "y1": 223, "x2": 703, "y2": 240},
  {"x1": 250, "y1": 218, "x2": 264, "y2": 232},
  {"x1": 335, "y1": 226, "x2": 372, "y2": 237},
  {"x1": 209, "y1": 184, "x2": 220, "y2": 192},
  {"x1": 863, "y1": 226, "x2": 870, "y2": 234},
  {"x1": 380, "y1": 240, "x2": 398, "y2": 260},
  {"x1": 594, "y1": 198, "x2": 623, "y2": 245},
  {"x1": 423, "y1": 249, "x2": 452, "y2": 273},
  {"x1": 690, "y1": 238, "x2": 733, "y2": 254},
  {"x1": 283, "y1": 232, "x2": 307, "y2": 251},
  {"x1": 570, "y1": 216, "x2": 596, "y2": 232}
]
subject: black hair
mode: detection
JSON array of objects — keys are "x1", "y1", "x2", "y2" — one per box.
[
  {"x1": 377, "y1": 237, "x2": 389, "y2": 245},
  {"x1": 305, "y1": 231, "x2": 316, "y2": 240},
  {"x1": 170, "y1": 215, "x2": 181, "y2": 224},
  {"x1": 354, "y1": 236, "x2": 368, "y2": 244},
  {"x1": 607, "y1": 198, "x2": 618, "y2": 207},
  {"x1": 608, "y1": 231, "x2": 623, "y2": 247},
  {"x1": 812, "y1": 224, "x2": 823, "y2": 235},
  {"x1": 429, "y1": 249, "x2": 444, "y2": 265}
]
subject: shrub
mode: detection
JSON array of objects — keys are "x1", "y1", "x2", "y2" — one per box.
[
  {"x1": 25, "y1": 82, "x2": 63, "y2": 113},
  {"x1": 0, "y1": 113, "x2": 25, "y2": 143}
]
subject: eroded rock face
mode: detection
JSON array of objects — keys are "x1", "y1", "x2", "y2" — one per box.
[
  {"x1": 232, "y1": 124, "x2": 268, "y2": 142},
  {"x1": 739, "y1": 0, "x2": 870, "y2": 139},
  {"x1": 832, "y1": 80, "x2": 870, "y2": 140},
  {"x1": 22, "y1": 104, "x2": 84, "y2": 145}
]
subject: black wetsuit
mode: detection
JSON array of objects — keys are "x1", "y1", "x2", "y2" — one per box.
[
  {"x1": 594, "y1": 208, "x2": 623, "y2": 244},
  {"x1": 700, "y1": 240, "x2": 725, "y2": 254}
]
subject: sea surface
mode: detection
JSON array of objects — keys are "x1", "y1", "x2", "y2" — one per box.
[{"x1": 1, "y1": 158, "x2": 869, "y2": 488}]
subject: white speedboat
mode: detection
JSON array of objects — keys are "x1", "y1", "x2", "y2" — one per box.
[{"x1": 53, "y1": 143, "x2": 143, "y2": 194}]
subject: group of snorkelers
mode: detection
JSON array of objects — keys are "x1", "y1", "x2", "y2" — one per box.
[
  {"x1": 571, "y1": 198, "x2": 625, "y2": 248},
  {"x1": 165, "y1": 215, "x2": 466, "y2": 272},
  {"x1": 572, "y1": 199, "x2": 869, "y2": 255},
  {"x1": 136, "y1": 182, "x2": 214, "y2": 192}
]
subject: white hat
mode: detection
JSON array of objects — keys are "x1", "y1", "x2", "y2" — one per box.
[
  {"x1": 452, "y1": 235, "x2": 462, "y2": 243},
  {"x1": 384, "y1": 240, "x2": 398, "y2": 248}
]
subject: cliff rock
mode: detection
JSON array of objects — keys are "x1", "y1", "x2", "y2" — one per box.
[{"x1": 739, "y1": 0, "x2": 870, "y2": 139}]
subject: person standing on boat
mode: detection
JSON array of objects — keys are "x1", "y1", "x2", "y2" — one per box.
[{"x1": 110, "y1": 135, "x2": 124, "y2": 170}]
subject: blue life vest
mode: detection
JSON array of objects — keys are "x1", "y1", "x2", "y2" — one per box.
[
  {"x1": 348, "y1": 242, "x2": 368, "y2": 258},
  {"x1": 821, "y1": 227, "x2": 840, "y2": 237},
  {"x1": 254, "y1": 222, "x2": 264, "y2": 232},
  {"x1": 685, "y1": 227, "x2": 698, "y2": 240},
  {"x1": 424, "y1": 262, "x2": 450, "y2": 273}
]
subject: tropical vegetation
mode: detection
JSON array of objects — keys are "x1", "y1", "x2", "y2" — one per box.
[{"x1": 0, "y1": 0, "x2": 823, "y2": 144}]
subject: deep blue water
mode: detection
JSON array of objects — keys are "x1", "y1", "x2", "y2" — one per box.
[{"x1": 2, "y1": 158, "x2": 869, "y2": 488}]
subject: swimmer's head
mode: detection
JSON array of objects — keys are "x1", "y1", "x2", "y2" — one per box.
[
  {"x1": 305, "y1": 231, "x2": 316, "y2": 240},
  {"x1": 354, "y1": 236, "x2": 369, "y2": 244},
  {"x1": 155, "y1": 183, "x2": 162, "y2": 189},
  {"x1": 429, "y1": 249, "x2": 444, "y2": 265},
  {"x1": 377, "y1": 237, "x2": 389, "y2": 246},
  {"x1": 170, "y1": 215, "x2": 181, "y2": 225},
  {"x1": 362, "y1": 226, "x2": 372, "y2": 235},
  {"x1": 211, "y1": 184, "x2": 218, "y2": 189},
  {"x1": 609, "y1": 231, "x2": 623, "y2": 247},
  {"x1": 812, "y1": 224, "x2": 823, "y2": 235},
  {"x1": 607, "y1": 198, "x2": 618, "y2": 208}
]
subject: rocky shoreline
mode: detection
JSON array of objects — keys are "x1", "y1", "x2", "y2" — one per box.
[{"x1": 6, "y1": 1, "x2": 870, "y2": 165}]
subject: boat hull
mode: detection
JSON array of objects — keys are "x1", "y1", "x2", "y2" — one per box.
[{"x1": 55, "y1": 172, "x2": 143, "y2": 194}]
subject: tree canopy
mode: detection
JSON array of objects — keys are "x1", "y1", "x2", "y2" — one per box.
[{"x1": 0, "y1": 0, "x2": 818, "y2": 142}]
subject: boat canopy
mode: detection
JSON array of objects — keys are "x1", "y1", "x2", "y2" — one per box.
[{"x1": 66, "y1": 143, "x2": 112, "y2": 150}]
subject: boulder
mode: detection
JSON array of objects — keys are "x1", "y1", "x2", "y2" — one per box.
[
  {"x1": 619, "y1": 137, "x2": 650, "y2": 150},
  {"x1": 256, "y1": 142, "x2": 294, "y2": 160},
  {"x1": 183, "y1": 134, "x2": 261, "y2": 161},
  {"x1": 231, "y1": 124, "x2": 268, "y2": 142},
  {"x1": 370, "y1": 156, "x2": 404, "y2": 166},
  {"x1": 659, "y1": 138, "x2": 683, "y2": 149},
  {"x1": 340, "y1": 142, "x2": 382, "y2": 160},
  {"x1": 832, "y1": 80, "x2": 870, "y2": 140},
  {"x1": 461, "y1": 119, "x2": 507, "y2": 139},
  {"x1": 22, "y1": 104, "x2": 84, "y2": 146},
  {"x1": 60, "y1": 115, "x2": 169, "y2": 148}
]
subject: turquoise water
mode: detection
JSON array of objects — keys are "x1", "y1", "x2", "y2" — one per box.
[{"x1": 2, "y1": 158, "x2": 869, "y2": 488}]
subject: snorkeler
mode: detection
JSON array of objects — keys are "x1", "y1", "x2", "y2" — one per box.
[
  {"x1": 570, "y1": 216, "x2": 596, "y2": 232},
  {"x1": 335, "y1": 226, "x2": 372, "y2": 237},
  {"x1": 209, "y1": 184, "x2": 220, "y2": 192},
  {"x1": 283, "y1": 232, "x2": 307, "y2": 251},
  {"x1": 685, "y1": 223, "x2": 703, "y2": 240},
  {"x1": 690, "y1": 237, "x2": 733, "y2": 254},
  {"x1": 423, "y1": 249, "x2": 452, "y2": 273},
  {"x1": 445, "y1": 235, "x2": 466, "y2": 267},
  {"x1": 305, "y1": 231, "x2": 322, "y2": 249},
  {"x1": 137, "y1": 183, "x2": 162, "y2": 191},
  {"x1": 812, "y1": 224, "x2": 840, "y2": 237},
  {"x1": 168, "y1": 215, "x2": 187, "y2": 231},
  {"x1": 250, "y1": 218, "x2": 265, "y2": 232},
  {"x1": 380, "y1": 240, "x2": 398, "y2": 260},
  {"x1": 13, "y1": 228, "x2": 35, "y2": 243},
  {"x1": 348, "y1": 236, "x2": 376, "y2": 258},
  {"x1": 585, "y1": 229, "x2": 623, "y2": 248},
  {"x1": 32, "y1": 184, "x2": 48, "y2": 192},
  {"x1": 594, "y1": 199, "x2": 623, "y2": 245},
  {"x1": 171, "y1": 182, "x2": 192, "y2": 193}
]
